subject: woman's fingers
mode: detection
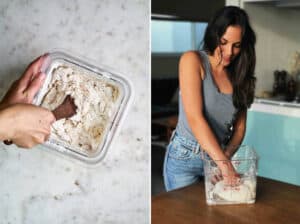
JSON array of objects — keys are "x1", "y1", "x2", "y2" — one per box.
[
  {"x1": 40, "y1": 53, "x2": 51, "y2": 73},
  {"x1": 210, "y1": 167, "x2": 224, "y2": 185},
  {"x1": 223, "y1": 174, "x2": 241, "y2": 187},
  {"x1": 211, "y1": 175, "x2": 218, "y2": 185},
  {"x1": 18, "y1": 54, "x2": 48, "y2": 90},
  {"x1": 24, "y1": 72, "x2": 46, "y2": 102},
  {"x1": 0, "y1": 54, "x2": 50, "y2": 107},
  {"x1": 217, "y1": 173, "x2": 223, "y2": 181}
]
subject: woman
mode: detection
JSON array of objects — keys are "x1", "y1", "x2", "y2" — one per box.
[
  {"x1": 163, "y1": 6, "x2": 256, "y2": 191},
  {"x1": 0, "y1": 55, "x2": 56, "y2": 148}
]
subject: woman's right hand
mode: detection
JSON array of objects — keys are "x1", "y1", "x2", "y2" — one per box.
[
  {"x1": 218, "y1": 160, "x2": 241, "y2": 186},
  {"x1": 0, "y1": 104, "x2": 55, "y2": 148}
]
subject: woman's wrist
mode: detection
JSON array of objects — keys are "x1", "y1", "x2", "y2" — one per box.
[
  {"x1": 0, "y1": 106, "x2": 15, "y2": 141},
  {"x1": 224, "y1": 150, "x2": 231, "y2": 159}
]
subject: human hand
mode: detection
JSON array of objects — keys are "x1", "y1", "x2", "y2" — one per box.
[
  {"x1": 220, "y1": 160, "x2": 241, "y2": 186},
  {"x1": 212, "y1": 160, "x2": 240, "y2": 186},
  {"x1": 0, "y1": 54, "x2": 49, "y2": 110},
  {"x1": 210, "y1": 166, "x2": 223, "y2": 185},
  {"x1": 0, "y1": 104, "x2": 55, "y2": 148}
]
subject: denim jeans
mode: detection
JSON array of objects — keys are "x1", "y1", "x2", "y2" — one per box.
[{"x1": 163, "y1": 131, "x2": 204, "y2": 191}]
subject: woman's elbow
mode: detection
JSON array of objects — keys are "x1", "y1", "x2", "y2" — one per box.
[{"x1": 186, "y1": 113, "x2": 206, "y2": 130}]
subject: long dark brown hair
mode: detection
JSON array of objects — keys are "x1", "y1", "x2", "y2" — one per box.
[{"x1": 203, "y1": 6, "x2": 256, "y2": 111}]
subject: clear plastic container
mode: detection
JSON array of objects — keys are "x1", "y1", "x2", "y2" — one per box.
[
  {"x1": 33, "y1": 51, "x2": 133, "y2": 165},
  {"x1": 201, "y1": 145, "x2": 258, "y2": 205}
]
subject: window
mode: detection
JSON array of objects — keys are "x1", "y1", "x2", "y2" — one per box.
[{"x1": 151, "y1": 20, "x2": 208, "y2": 53}]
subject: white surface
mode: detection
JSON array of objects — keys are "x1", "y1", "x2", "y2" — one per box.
[
  {"x1": 250, "y1": 99, "x2": 300, "y2": 117},
  {"x1": 0, "y1": 0, "x2": 149, "y2": 223}
]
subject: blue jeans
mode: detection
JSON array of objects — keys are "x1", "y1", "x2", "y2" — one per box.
[{"x1": 163, "y1": 131, "x2": 204, "y2": 191}]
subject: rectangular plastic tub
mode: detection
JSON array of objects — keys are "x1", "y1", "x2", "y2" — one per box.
[
  {"x1": 201, "y1": 145, "x2": 258, "y2": 205},
  {"x1": 33, "y1": 51, "x2": 133, "y2": 165}
]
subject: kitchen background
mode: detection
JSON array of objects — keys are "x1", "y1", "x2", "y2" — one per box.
[
  {"x1": 152, "y1": 0, "x2": 300, "y2": 195},
  {"x1": 243, "y1": 0, "x2": 300, "y2": 98},
  {"x1": 152, "y1": 0, "x2": 300, "y2": 97},
  {"x1": 0, "y1": 0, "x2": 149, "y2": 223}
]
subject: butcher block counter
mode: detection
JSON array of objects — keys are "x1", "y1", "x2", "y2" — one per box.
[{"x1": 152, "y1": 177, "x2": 300, "y2": 224}]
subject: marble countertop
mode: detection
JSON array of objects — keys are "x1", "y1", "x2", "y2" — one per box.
[{"x1": 0, "y1": 0, "x2": 149, "y2": 223}]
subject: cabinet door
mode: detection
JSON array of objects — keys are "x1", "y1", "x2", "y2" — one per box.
[{"x1": 243, "y1": 111, "x2": 300, "y2": 186}]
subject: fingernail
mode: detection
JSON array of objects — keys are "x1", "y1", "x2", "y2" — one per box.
[{"x1": 40, "y1": 55, "x2": 51, "y2": 73}]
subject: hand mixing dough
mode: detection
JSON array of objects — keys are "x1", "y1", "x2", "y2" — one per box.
[
  {"x1": 211, "y1": 179, "x2": 256, "y2": 202},
  {"x1": 41, "y1": 64, "x2": 119, "y2": 153}
]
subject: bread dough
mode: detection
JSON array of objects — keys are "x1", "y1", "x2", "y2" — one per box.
[
  {"x1": 41, "y1": 64, "x2": 119, "y2": 153},
  {"x1": 211, "y1": 179, "x2": 256, "y2": 202}
]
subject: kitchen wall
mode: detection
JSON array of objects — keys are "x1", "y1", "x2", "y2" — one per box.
[{"x1": 243, "y1": 3, "x2": 300, "y2": 96}]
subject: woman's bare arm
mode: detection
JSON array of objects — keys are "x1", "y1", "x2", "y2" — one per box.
[{"x1": 224, "y1": 110, "x2": 247, "y2": 158}]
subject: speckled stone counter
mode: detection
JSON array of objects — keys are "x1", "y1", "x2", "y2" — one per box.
[{"x1": 0, "y1": 0, "x2": 149, "y2": 223}]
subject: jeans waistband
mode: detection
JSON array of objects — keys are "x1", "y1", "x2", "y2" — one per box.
[{"x1": 170, "y1": 130, "x2": 201, "y2": 154}]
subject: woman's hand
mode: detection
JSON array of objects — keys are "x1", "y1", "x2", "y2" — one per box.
[
  {"x1": 0, "y1": 54, "x2": 49, "y2": 110},
  {"x1": 0, "y1": 54, "x2": 55, "y2": 148},
  {"x1": 210, "y1": 161, "x2": 240, "y2": 186},
  {"x1": 218, "y1": 160, "x2": 241, "y2": 186},
  {"x1": 0, "y1": 104, "x2": 55, "y2": 148}
]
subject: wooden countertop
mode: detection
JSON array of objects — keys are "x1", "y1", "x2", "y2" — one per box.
[{"x1": 152, "y1": 177, "x2": 300, "y2": 224}]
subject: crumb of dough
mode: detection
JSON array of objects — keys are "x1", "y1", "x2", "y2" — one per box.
[
  {"x1": 74, "y1": 180, "x2": 80, "y2": 186},
  {"x1": 40, "y1": 64, "x2": 119, "y2": 153}
]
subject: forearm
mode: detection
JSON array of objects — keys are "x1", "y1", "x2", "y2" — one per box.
[
  {"x1": 224, "y1": 129, "x2": 245, "y2": 158},
  {"x1": 188, "y1": 116, "x2": 228, "y2": 167},
  {"x1": 224, "y1": 110, "x2": 247, "y2": 158}
]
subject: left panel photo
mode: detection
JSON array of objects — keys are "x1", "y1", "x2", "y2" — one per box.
[{"x1": 0, "y1": 0, "x2": 150, "y2": 223}]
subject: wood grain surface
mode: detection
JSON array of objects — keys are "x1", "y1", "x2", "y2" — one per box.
[{"x1": 152, "y1": 177, "x2": 300, "y2": 224}]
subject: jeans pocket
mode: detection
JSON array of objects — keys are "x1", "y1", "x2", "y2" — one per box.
[{"x1": 168, "y1": 140, "x2": 193, "y2": 161}]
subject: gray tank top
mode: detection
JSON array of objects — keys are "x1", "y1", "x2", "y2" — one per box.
[{"x1": 176, "y1": 51, "x2": 237, "y2": 146}]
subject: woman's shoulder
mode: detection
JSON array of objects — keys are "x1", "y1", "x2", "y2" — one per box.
[
  {"x1": 180, "y1": 51, "x2": 202, "y2": 62},
  {"x1": 179, "y1": 51, "x2": 205, "y2": 79}
]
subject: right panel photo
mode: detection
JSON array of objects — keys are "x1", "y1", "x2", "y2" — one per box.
[{"x1": 151, "y1": 0, "x2": 300, "y2": 223}]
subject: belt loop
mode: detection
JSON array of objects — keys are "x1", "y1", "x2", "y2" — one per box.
[
  {"x1": 170, "y1": 130, "x2": 176, "y2": 142},
  {"x1": 194, "y1": 144, "x2": 200, "y2": 154}
]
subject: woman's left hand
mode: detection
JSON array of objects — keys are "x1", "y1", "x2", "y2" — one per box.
[{"x1": 0, "y1": 54, "x2": 49, "y2": 109}]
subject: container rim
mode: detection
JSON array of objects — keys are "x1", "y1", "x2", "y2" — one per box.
[
  {"x1": 35, "y1": 49, "x2": 134, "y2": 165},
  {"x1": 200, "y1": 144, "x2": 259, "y2": 162}
]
